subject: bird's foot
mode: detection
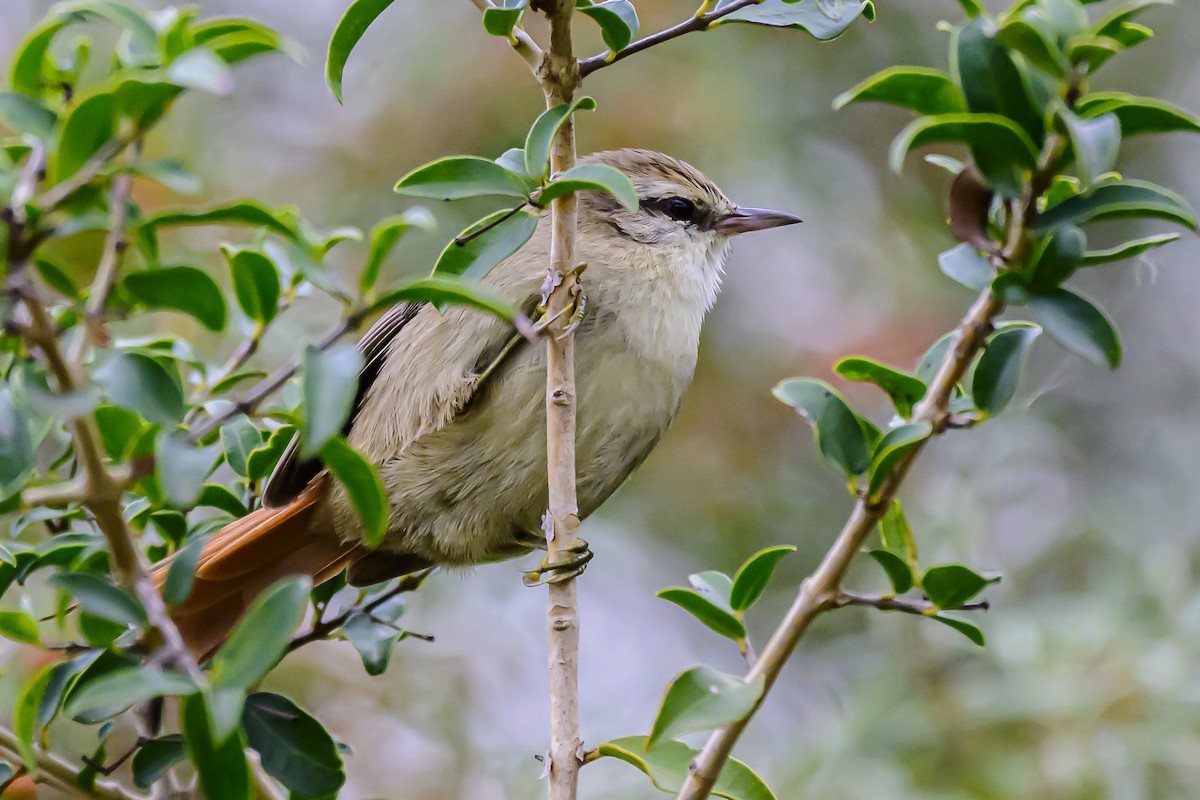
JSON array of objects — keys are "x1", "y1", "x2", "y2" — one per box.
[
  {"x1": 534, "y1": 264, "x2": 588, "y2": 339},
  {"x1": 522, "y1": 539, "x2": 592, "y2": 586}
]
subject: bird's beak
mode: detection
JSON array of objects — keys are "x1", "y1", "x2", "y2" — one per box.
[{"x1": 714, "y1": 206, "x2": 803, "y2": 236}]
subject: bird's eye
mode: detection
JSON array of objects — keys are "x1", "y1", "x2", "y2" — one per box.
[{"x1": 664, "y1": 196, "x2": 697, "y2": 222}]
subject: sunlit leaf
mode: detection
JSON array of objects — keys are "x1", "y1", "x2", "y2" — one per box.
[
  {"x1": 648, "y1": 667, "x2": 764, "y2": 749},
  {"x1": 834, "y1": 67, "x2": 967, "y2": 116},
  {"x1": 729, "y1": 546, "x2": 795, "y2": 612},
  {"x1": 599, "y1": 736, "x2": 776, "y2": 800}
]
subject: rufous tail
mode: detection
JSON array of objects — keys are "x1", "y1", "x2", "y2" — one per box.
[{"x1": 153, "y1": 483, "x2": 363, "y2": 659}]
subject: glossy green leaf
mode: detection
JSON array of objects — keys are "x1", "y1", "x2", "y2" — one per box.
[
  {"x1": 972, "y1": 324, "x2": 1041, "y2": 416},
  {"x1": 370, "y1": 276, "x2": 525, "y2": 328},
  {"x1": 0, "y1": 389, "x2": 34, "y2": 488},
  {"x1": 53, "y1": 90, "x2": 116, "y2": 183},
  {"x1": 922, "y1": 563, "x2": 998, "y2": 608},
  {"x1": 931, "y1": 614, "x2": 986, "y2": 646},
  {"x1": 195, "y1": 484, "x2": 248, "y2": 518},
  {"x1": 0, "y1": 91, "x2": 57, "y2": 139},
  {"x1": 730, "y1": 546, "x2": 795, "y2": 612},
  {"x1": 773, "y1": 378, "x2": 871, "y2": 477},
  {"x1": 834, "y1": 357, "x2": 927, "y2": 418},
  {"x1": 96, "y1": 352, "x2": 186, "y2": 424},
  {"x1": 341, "y1": 599, "x2": 407, "y2": 676},
  {"x1": 123, "y1": 265, "x2": 227, "y2": 331},
  {"x1": 576, "y1": 0, "x2": 640, "y2": 52},
  {"x1": 953, "y1": 16, "x2": 1045, "y2": 141},
  {"x1": 599, "y1": 736, "x2": 776, "y2": 800},
  {"x1": 834, "y1": 67, "x2": 967, "y2": 116},
  {"x1": 246, "y1": 424, "x2": 297, "y2": 482},
  {"x1": 868, "y1": 549, "x2": 914, "y2": 594},
  {"x1": 716, "y1": 0, "x2": 872, "y2": 41},
  {"x1": 64, "y1": 667, "x2": 195, "y2": 722},
  {"x1": 49, "y1": 572, "x2": 146, "y2": 627},
  {"x1": 326, "y1": 0, "x2": 398, "y2": 103},
  {"x1": 537, "y1": 163, "x2": 638, "y2": 211},
  {"x1": 221, "y1": 416, "x2": 262, "y2": 478},
  {"x1": 1081, "y1": 233, "x2": 1181, "y2": 266},
  {"x1": 1027, "y1": 226, "x2": 1085, "y2": 290},
  {"x1": 9, "y1": 18, "x2": 69, "y2": 97},
  {"x1": 938, "y1": 243, "x2": 995, "y2": 292},
  {"x1": 210, "y1": 576, "x2": 311, "y2": 690},
  {"x1": 1057, "y1": 106, "x2": 1120, "y2": 189},
  {"x1": 1029, "y1": 287, "x2": 1122, "y2": 368},
  {"x1": 996, "y1": 17, "x2": 1067, "y2": 76},
  {"x1": 361, "y1": 207, "x2": 437, "y2": 292},
  {"x1": 132, "y1": 735, "x2": 187, "y2": 789},
  {"x1": 395, "y1": 155, "x2": 533, "y2": 200},
  {"x1": 14, "y1": 662, "x2": 56, "y2": 771},
  {"x1": 143, "y1": 199, "x2": 298, "y2": 239},
  {"x1": 890, "y1": 114, "x2": 1040, "y2": 197},
  {"x1": 657, "y1": 588, "x2": 745, "y2": 642},
  {"x1": 243, "y1": 692, "x2": 346, "y2": 798},
  {"x1": 867, "y1": 422, "x2": 933, "y2": 498},
  {"x1": 482, "y1": 0, "x2": 529, "y2": 38},
  {"x1": 648, "y1": 667, "x2": 764, "y2": 750},
  {"x1": 222, "y1": 246, "x2": 282, "y2": 325},
  {"x1": 155, "y1": 431, "x2": 216, "y2": 507},
  {"x1": 0, "y1": 610, "x2": 40, "y2": 645},
  {"x1": 194, "y1": 17, "x2": 298, "y2": 64},
  {"x1": 1076, "y1": 92, "x2": 1200, "y2": 137},
  {"x1": 300, "y1": 344, "x2": 363, "y2": 457},
  {"x1": 182, "y1": 693, "x2": 251, "y2": 800},
  {"x1": 433, "y1": 209, "x2": 539, "y2": 281},
  {"x1": 321, "y1": 436, "x2": 389, "y2": 548},
  {"x1": 525, "y1": 97, "x2": 597, "y2": 180},
  {"x1": 1034, "y1": 179, "x2": 1199, "y2": 232},
  {"x1": 163, "y1": 536, "x2": 205, "y2": 606}
]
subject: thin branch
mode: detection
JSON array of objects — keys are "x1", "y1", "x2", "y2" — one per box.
[
  {"x1": 286, "y1": 568, "x2": 435, "y2": 653},
  {"x1": 577, "y1": 0, "x2": 764, "y2": 78},
  {"x1": 833, "y1": 590, "x2": 990, "y2": 616},
  {"x1": 467, "y1": 0, "x2": 544, "y2": 70},
  {"x1": 33, "y1": 136, "x2": 134, "y2": 211},
  {"x1": 455, "y1": 202, "x2": 529, "y2": 246},
  {"x1": 0, "y1": 725, "x2": 145, "y2": 800}
]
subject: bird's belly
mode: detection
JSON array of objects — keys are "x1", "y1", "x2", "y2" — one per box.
[{"x1": 368, "y1": 331, "x2": 690, "y2": 565}]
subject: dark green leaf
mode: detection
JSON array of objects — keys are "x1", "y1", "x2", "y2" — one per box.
[
  {"x1": 599, "y1": 736, "x2": 776, "y2": 800},
  {"x1": 656, "y1": 588, "x2": 745, "y2": 642},
  {"x1": 123, "y1": 266, "x2": 228, "y2": 331},
  {"x1": 867, "y1": 422, "x2": 932, "y2": 498},
  {"x1": 648, "y1": 667, "x2": 764, "y2": 749},
  {"x1": 326, "y1": 0, "x2": 398, "y2": 103},
  {"x1": 433, "y1": 209, "x2": 539, "y2": 281},
  {"x1": 922, "y1": 563, "x2": 997, "y2": 608},
  {"x1": 834, "y1": 67, "x2": 967, "y2": 116},
  {"x1": 34, "y1": 257, "x2": 79, "y2": 297},
  {"x1": 211, "y1": 370, "x2": 268, "y2": 396},
  {"x1": 729, "y1": 546, "x2": 795, "y2": 612},
  {"x1": 164, "y1": 536, "x2": 206, "y2": 606},
  {"x1": 95, "y1": 352, "x2": 185, "y2": 424},
  {"x1": 0, "y1": 610, "x2": 40, "y2": 645},
  {"x1": 53, "y1": 90, "x2": 116, "y2": 183},
  {"x1": 394, "y1": 156, "x2": 533, "y2": 200},
  {"x1": 1077, "y1": 92, "x2": 1200, "y2": 138},
  {"x1": 132, "y1": 735, "x2": 187, "y2": 789},
  {"x1": 0, "y1": 389, "x2": 34, "y2": 488},
  {"x1": 370, "y1": 276, "x2": 525, "y2": 329},
  {"x1": 972, "y1": 324, "x2": 1041, "y2": 416},
  {"x1": 715, "y1": 0, "x2": 871, "y2": 41},
  {"x1": 321, "y1": 436, "x2": 388, "y2": 548},
  {"x1": 9, "y1": 18, "x2": 69, "y2": 98},
  {"x1": 1029, "y1": 287, "x2": 1122, "y2": 368},
  {"x1": 210, "y1": 576, "x2": 311, "y2": 690},
  {"x1": 1034, "y1": 180, "x2": 1198, "y2": 232},
  {"x1": 300, "y1": 345, "x2": 363, "y2": 457},
  {"x1": 246, "y1": 424, "x2": 297, "y2": 482},
  {"x1": 242, "y1": 692, "x2": 346, "y2": 798},
  {"x1": 221, "y1": 416, "x2": 263, "y2": 478},
  {"x1": 1026, "y1": 226, "x2": 1085, "y2": 290},
  {"x1": 1057, "y1": 106, "x2": 1120, "y2": 189},
  {"x1": 996, "y1": 17, "x2": 1067, "y2": 77},
  {"x1": 143, "y1": 199, "x2": 298, "y2": 240},
  {"x1": 576, "y1": 0, "x2": 640, "y2": 52},
  {"x1": 0, "y1": 91, "x2": 57, "y2": 139},
  {"x1": 361, "y1": 208, "x2": 437, "y2": 292},
  {"x1": 195, "y1": 484, "x2": 248, "y2": 518},
  {"x1": 223, "y1": 246, "x2": 282, "y2": 325},
  {"x1": 938, "y1": 243, "x2": 995, "y2": 291},
  {"x1": 182, "y1": 693, "x2": 251, "y2": 800},
  {"x1": 537, "y1": 163, "x2": 638, "y2": 211},
  {"x1": 890, "y1": 114, "x2": 1040, "y2": 197},
  {"x1": 834, "y1": 357, "x2": 927, "y2": 418},
  {"x1": 772, "y1": 378, "x2": 871, "y2": 477},
  {"x1": 868, "y1": 549, "x2": 914, "y2": 594},
  {"x1": 155, "y1": 431, "x2": 216, "y2": 507},
  {"x1": 341, "y1": 605, "x2": 405, "y2": 676},
  {"x1": 1081, "y1": 233, "x2": 1181, "y2": 266},
  {"x1": 49, "y1": 573, "x2": 146, "y2": 627},
  {"x1": 64, "y1": 667, "x2": 195, "y2": 723},
  {"x1": 953, "y1": 17, "x2": 1044, "y2": 142},
  {"x1": 931, "y1": 614, "x2": 986, "y2": 646},
  {"x1": 525, "y1": 97, "x2": 597, "y2": 180}
]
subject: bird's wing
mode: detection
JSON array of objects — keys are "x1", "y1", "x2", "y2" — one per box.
[{"x1": 261, "y1": 296, "x2": 536, "y2": 508}]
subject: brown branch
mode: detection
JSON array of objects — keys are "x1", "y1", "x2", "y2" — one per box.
[
  {"x1": 467, "y1": 0, "x2": 543, "y2": 70},
  {"x1": 833, "y1": 591, "x2": 990, "y2": 616},
  {"x1": 577, "y1": 0, "x2": 764, "y2": 78}
]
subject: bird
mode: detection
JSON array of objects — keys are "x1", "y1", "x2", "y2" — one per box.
[{"x1": 157, "y1": 148, "x2": 802, "y2": 656}]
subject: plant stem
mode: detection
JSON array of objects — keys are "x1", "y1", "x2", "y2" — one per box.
[{"x1": 0, "y1": 723, "x2": 144, "y2": 800}]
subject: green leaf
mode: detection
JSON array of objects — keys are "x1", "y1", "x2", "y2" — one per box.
[
  {"x1": 132, "y1": 735, "x2": 187, "y2": 789},
  {"x1": 14, "y1": 662, "x2": 56, "y2": 771},
  {"x1": 182, "y1": 693, "x2": 251, "y2": 800},
  {"x1": 53, "y1": 90, "x2": 116, "y2": 183},
  {"x1": 0, "y1": 389, "x2": 34, "y2": 488},
  {"x1": 49, "y1": 572, "x2": 146, "y2": 627},
  {"x1": 953, "y1": 17, "x2": 1045, "y2": 142},
  {"x1": 54, "y1": 0, "x2": 158, "y2": 64},
  {"x1": 537, "y1": 163, "x2": 638, "y2": 211},
  {"x1": 648, "y1": 667, "x2": 764, "y2": 750},
  {"x1": 321, "y1": 436, "x2": 389, "y2": 548},
  {"x1": 246, "y1": 424, "x2": 297, "y2": 482},
  {"x1": 370, "y1": 276, "x2": 524, "y2": 328},
  {"x1": 0, "y1": 610, "x2": 40, "y2": 645},
  {"x1": 922, "y1": 563, "x2": 998, "y2": 608},
  {"x1": 715, "y1": 0, "x2": 872, "y2": 41},
  {"x1": 361, "y1": 208, "x2": 437, "y2": 292},
  {"x1": 210, "y1": 576, "x2": 311, "y2": 690},
  {"x1": 482, "y1": 0, "x2": 529, "y2": 38},
  {"x1": 35, "y1": 257, "x2": 80, "y2": 297},
  {"x1": 64, "y1": 666, "x2": 196, "y2": 723},
  {"x1": 156, "y1": 430, "x2": 216, "y2": 507},
  {"x1": 890, "y1": 114, "x2": 1040, "y2": 197},
  {"x1": 165, "y1": 48, "x2": 233, "y2": 95},
  {"x1": 879, "y1": 499, "x2": 916, "y2": 563},
  {"x1": 341, "y1": 600, "x2": 407, "y2": 676},
  {"x1": 931, "y1": 614, "x2": 986, "y2": 646},
  {"x1": 326, "y1": 0, "x2": 398, "y2": 103},
  {"x1": 0, "y1": 91, "x2": 57, "y2": 139},
  {"x1": 9, "y1": 18, "x2": 70, "y2": 98},
  {"x1": 1077, "y1": 92, "x2": 1200, "y2": 138},
  {"x1": 772, "y1": 378, "x2": 871, "y2": 477},
  {"x1": 729, "y1": 546, "x2": 795, "y2": 612},
  {"x1": 95, "y1": 352, "x2": 185, "y2": 424},
  {"x1": 599, "y1": 736, "x2": 776, "y2": 800},
  {"x1": 222, "y1": 246, "x2": 282, "y2": 325},
  {"x1": 433, "y1": 209, "x2": 539, "y2": 281},
  {"x1": 525, "y1": 97, "x2": 597, "y2": 180},
  {"x1": 300, "y1": 344, "x2": 362, "y2": 457},
  {"x1": 868, "y1": 549, "x2": 914, "y2": 594},
  {"x1": 1057, "y1": 106, "x2": 1120, "y2": 189},
  {"x1": 656, "y1": 588, "x2": 745, "y2": 642},
  {"x1": 1081, "y1": 233, "x2": 1181, "y2": 266},
  {"x1": 1026, "y1": 226, "x2": 1085, "y2": 291},
  {"x1": 938, "y1": 243, "x2": 995, "y2": 292},
  {"x1": 867, "y1": 422, "x2": 933, "y2": 498},
  {"x1": 242, "y1": 692, "x2": 346, "y2": 798},
  {"x1": 120, "y1": 158, "x2": 202, "y2": 194},
  {"x1": 124, "y1": 265, "x2": 227, "y2": 331},
  {"x1": 691, "y1": 570, "x2": 735, "y2": 612},
  {"x1": 834, "y1": 67, "x2": 967, "y2": 116},
  {"x1": 1034, "y1": 180, "x2": 1198, "y2": 232},
  {"x1": 194, "y1": 18, "x2": 298, "y2": 65},
  {"x1": 576, "y1": 0, "x2": 640, "y2": 52},
  {"x1": 1029, "y1": 287, "x2": 1122, "y2": 368},
  {"x1": 143, "y1": 199, "x2": 298, "y2": 240},
  {"x1": 972, "y1": 324, "x2": 1041, "y2": 416},
  {"x1": 195, "y1": 484, "x2": 248, "y2": 518},
  {"x1": 995, "y1": 17, "x2": 1067, "y2": 77},
  {"x1": 221, "y1": 416, "x2": 263, "y2": 478},
  {"x1": 833, "y1": 357, "x2": 927, "y2": 418},
  {"x1": 394, "y1": 155, "x2": 533, "y2": 200},
  {"x1": 164, "y1": 536, "x2": 205, "y2": 606}
]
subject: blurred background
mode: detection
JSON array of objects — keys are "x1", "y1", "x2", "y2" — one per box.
[{"x1": 3, "y1": 0, "x2": 1200, "y2": 797}]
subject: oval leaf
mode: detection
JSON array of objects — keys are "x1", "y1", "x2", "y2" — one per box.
[
  {"x1": 868, "y1": 549, "x2": 914, "y2": 595},
  {"x1": 537, "y1": 162, "x2": 638, "y2": 211},
  {"x1": 210, "y1": 576, "x2": 311, "y2": 690},
  {"x1": 300, "y1": 344, "x2": 363, "y2": 457},
  {"x1": 242, "y1": 692, "x2": 346, "y2": 798},
  {"x1": 395, "y1": 155, "x2": 533, "y2": 200},
  {"x1": 123, "y1": 266, "x2": 227, "y2": 331},
  {"x1": 833, "y1": 357, "x2": 927, "y2": 418},
  {"x1": 772, "y1": 378, "x2": 871, "y2": 477},
  {"x1": 922, "y1": 563, "x2": 997, "y2": 608},
  {"x1": 321, "y1": 436, "x2": 389, "y2": 548},
  {"x1": 867, "y1": 422, "x2": 933, "y2": 498},
  {"x1": 1028, "y1": 287, "x2": 1121, "y2": 368},
  {"x1": 890, "y1": 113, "x2": 1040, "y2": 197},
  {"x1": 222, "y1": 246, "x2": 281, "y2": 325},
  {"x1": 656, "y1": 588, "x2": 745, "y2": 642},
  {"x1": 648, "y1": 667, "x2": 764, "y2": 750},
  {"x1": 525, "y1": 97, "x2": 597, "y2": 180},
  {"x1": 1034, "y1": 179, "x2": 1198, "y2": 232},
  {"x1": 598, "y1": 736, "x2": 777, "y2": 800},
  {"x1": 834, "y1": 66, "x2": 967, "y2": 116},
  {"x1": 433, "y1": 209, "x2": 539, "y2": 281},
  {"x1": 972, "y1": 324, "x2": 1041, "y2": 416},
  {"x1": 730, "y1": 546, "x2": 795, "y2": 612}
]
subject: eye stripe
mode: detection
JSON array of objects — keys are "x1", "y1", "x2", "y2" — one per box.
[{"x1": 641, "y1": 196, "x2": 710, "y2": 226}]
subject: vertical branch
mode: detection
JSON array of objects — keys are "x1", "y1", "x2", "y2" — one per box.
[{"x1": 534, "y1": 1, "x2": 583, "y2": 798}]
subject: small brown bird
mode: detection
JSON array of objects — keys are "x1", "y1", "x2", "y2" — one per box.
[{"x1": 158, "y1": 149, "x2": 801, "y2": 655}]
